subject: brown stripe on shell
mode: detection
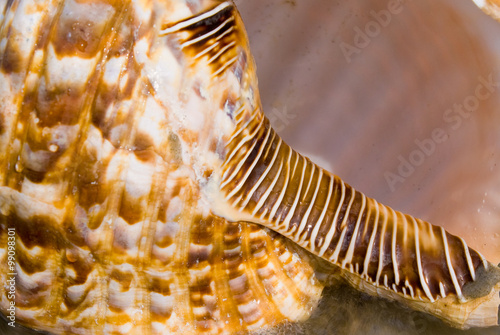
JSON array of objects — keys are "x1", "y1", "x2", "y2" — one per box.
[
  {"x1": 161, "y1": 2, "x2": 243, "y2": 78},
  {"x1": 220, "y1": 107, "x2": 498, "y2": 326}
]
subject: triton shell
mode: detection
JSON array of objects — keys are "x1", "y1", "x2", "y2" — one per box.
[{"x1": 0, "y1": 1, "x2": 499, "y2": 335}]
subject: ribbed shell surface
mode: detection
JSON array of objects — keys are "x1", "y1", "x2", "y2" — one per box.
[
  {"x1": 0, "y1": 1, "x2": 323, "y2": 334},
  {"x1": 1, "y1": 0, "x2": 500, "y2": 334}
]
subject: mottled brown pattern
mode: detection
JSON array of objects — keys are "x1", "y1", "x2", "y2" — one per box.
[
  {"x1": 1, "y1": 0, "x2": 500, "y2": 334},
  {"x1": 1, "y1": 38, "x2": 22, "y2": 73},
  {"x1": 0, "y1": 1, "x2": 323, "y2": 334}
]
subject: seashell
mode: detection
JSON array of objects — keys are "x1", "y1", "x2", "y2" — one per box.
[
  {"x1": 242, "y1": 0, "x2": 500, "y2": 266},
  {"x1": 238, "y1": 1, "x2": 500, "y2": 333},
  {"x1": 0, "y1": 1, "x2": 324, "y2": 334},
  {"x1": 0, "y1": 1, "x2": 499, "y2": 335}
]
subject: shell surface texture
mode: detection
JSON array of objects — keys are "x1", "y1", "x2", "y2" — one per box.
[{"x1": 0, "y1": 0, "x2": 499, "y2": 335}]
